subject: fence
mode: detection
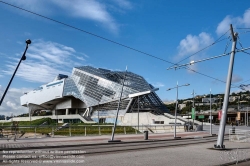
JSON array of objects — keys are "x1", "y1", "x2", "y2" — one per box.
[
  {"x1": 0, "y1": 124, "x2": 186, "y2": 140},
  {"x1": 229, "y1": 129, "x2": 250, "y2": 142}
]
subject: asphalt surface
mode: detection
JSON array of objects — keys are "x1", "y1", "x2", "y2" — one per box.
[{"x1": 1, "y1": 125, "x2": 250, "y2": 166}]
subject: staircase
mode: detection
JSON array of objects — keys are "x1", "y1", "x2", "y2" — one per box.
[{"x1": 164, "y1": 113, "x2": 203, "y2": 125}]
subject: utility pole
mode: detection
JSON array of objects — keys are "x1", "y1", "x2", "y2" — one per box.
[
  {"x1": 215, "y1": 24, "x2": 238, "y2": 149},
  {"x1": 174, "y1": 81, "x2": 179, "y2": 138},
  {"x1": 109, "y1": 67, "x2": 127, "y2": 142},
  {"x1": 210, "y1": 88, "x2": 212, "y2": 135},
  {"x1": 138, "y1": 96, "x2": 140, "y2": 131},
  {"x1": 238, "y1": 96, "x2": 240, "y2": 111},
  {"x1": 191, "y1": 90, "x2": 196, "y2": 127}
]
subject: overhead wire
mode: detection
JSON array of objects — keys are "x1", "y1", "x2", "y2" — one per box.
[
  {"x1": 241, "y1": 50, "x2": 250, "y2": 56},
  {"x1": 168, "y1": 29, "x2": 230, "y2": 69},
  {"x1": 0, "y1": 0, "x2": 237, "y2": 84},
  {"x1": 236, "y1": 28, "x2": 250, "y2": 29},
  {"x1": 184, "y1": 67, "x2": 226, "y2": 83}
]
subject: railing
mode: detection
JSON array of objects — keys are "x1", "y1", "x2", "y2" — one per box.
[
  {"x1": 0, "y1": 124, "x2": 186, "y2": 141},
  {"x1": 229, "y1": 129, "x2": 250, "y2": 142}
]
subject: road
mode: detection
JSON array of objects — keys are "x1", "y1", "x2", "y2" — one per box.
[
  {"x1": 2, "y1": 135, "x2": 250, "y2": 166},
  {"x1": 202, "y1": 125, "x2": 249, "y2": 134},
  {"x1": 1, "y1": 126, "x2": 250, "y2": 166}
]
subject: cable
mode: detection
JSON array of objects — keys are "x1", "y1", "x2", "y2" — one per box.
[
  {"x1": 236, "y1": 28, "x2": 250, "y2": 29},
  {"x1": 184, "y1": 67, "x2": 226, "y2": 83},
  {"x1": 224, "y1": 38, "x2": 231, "y2": 54},
  {"x1": 241, "y1": 50, "x2": 250, "y2": 56},
  {"x1": 0, "y1": 1, "x2": 175, "y2": 64},
  {"x1": 0, "y1": 0, "x2": 229, "y2": 84},
  {"x1": 237, "y1": 36, "x2": 244, "y2": 49},
  {"x1": 168, "y1": 29, "x2": 230, "y2": 69},
  {"x1": 231, "y1": 79, "x2": 250, "y2": 89}
]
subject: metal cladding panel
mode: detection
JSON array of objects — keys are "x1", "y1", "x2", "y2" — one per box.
[
  {"x1": 69, "y1": 66, "x2": 153, "y2": 108},
  {"x1": 20, "y1": 80, "x2": 64, "y2": 106},
  {"x1": 20, "y1": 66, "x2": 169, "y2": 114},
  {"x1": 60, "y1": 66, "x2": 168, "y2": 114},
  {"x1": 62, "y1": 78, "x2": 84, "y2": 102}
]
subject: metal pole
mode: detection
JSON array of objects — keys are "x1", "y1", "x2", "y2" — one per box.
[
  {"x1": 192, "y1": 90, "x2": 195, "y2": 127},
  {"x1": 138, "y1": 96, "x2": 139, "y2": 131},
  {"x1": 238, "y1": 96, "x2": 240, "y2": 111},
  {"x1": 245, "y1": 112, "x2": 247, "y2": 126},
  {"x1": 210, "y1": 88, "x2": 212, "y2": 135},
  {"x1": 29, "y1": 106, "x2": 31, "y2": 128},
  {"x1": 215, "y1": 24, "x2": 237, "y2": 149},
  {"x1": 98, "y1": 104, "x2": 99, "y2": 125},
  {"x1": 174, "y1": 81, "x2": 178, "y2": 138},
  {"x1": 0, "y1": 40, "x2": 31, "y2": 106},
  {"x1": 110, "y1": 67, "x2": 127, "y2": 141},
  {"x1": 69, "y1": 124, "x2": 71, "y2": 137},
  {"x1": 220, "y1": 97, "x2": 221, "y2": 109},
  {"x1": 247, "y1": 107, "x2": 249, "y2": 127},
  {"x1": 56, "y1": 110, "x2": 58, "y2": 127}
]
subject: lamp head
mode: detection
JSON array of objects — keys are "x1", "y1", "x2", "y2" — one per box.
[
  {"x1": 26, "y1": 39, "x2": 31, "y2": 45},
  {"x1": 185, "y1": 83, "x2": 190, "y2": 86}
]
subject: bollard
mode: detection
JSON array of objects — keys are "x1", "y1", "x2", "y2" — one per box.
[
  {"x1": 144, "y1": 131, "x2": 148, "y2": 140},
  {"x1": 232, "y1": 127, "x2": 235, "y2": 134}
]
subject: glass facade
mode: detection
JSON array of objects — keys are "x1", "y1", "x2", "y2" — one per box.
[{"x1": 62, "y1": 66, "x2": 169, "y2": 116}]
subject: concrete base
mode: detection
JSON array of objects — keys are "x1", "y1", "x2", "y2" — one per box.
[
  {"x1": 108, "y1": 140, "x2": 121, "y2": 143},
  {"x1": 214, "y1": 144, "x2": 225, "y2": 149}
]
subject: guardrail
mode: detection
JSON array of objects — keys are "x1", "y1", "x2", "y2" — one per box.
[
  {"x1": 0, "y1": 124, "x2": 187, "y2": 141},
  {"x1": 229, "y1": 128, "x2": 250, "y2": 142}
]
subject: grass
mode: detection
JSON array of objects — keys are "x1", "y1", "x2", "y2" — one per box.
[
  {"x1": 54, "y1": 126, "x2": 137, "y2": 136},
  {"x1": 0, "y1": 118, "x2": 55, "y2": 126},
  {"x1": 0, "y1": 118, "x2": 138, "y2": 136}
]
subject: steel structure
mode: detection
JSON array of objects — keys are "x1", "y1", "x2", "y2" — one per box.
[{"x1": 21, "y1": 66, "x2": 169, "y2": 123}]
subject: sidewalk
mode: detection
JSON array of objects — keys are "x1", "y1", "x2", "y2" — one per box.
[
  {"x1": 0, "y1": 131, "x2": 210, "y2": 149},
  {"x1": 1, "y1": 131, "x2": 250, "y2": 166}
]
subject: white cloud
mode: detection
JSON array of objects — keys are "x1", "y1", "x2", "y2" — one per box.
[
  {"x1": 176, "y1": 32, "x2": 214, "y2": 59},
  {"x1": 152, "y1": 82, "x2": 165, "y2": 88},
  {"x1": 8, "y1": 0, "x2": 133, "y2": 33},
  {"x1": 8, "y1": 0, "x2": 49, "y2": 13},
  {"x1": 216, "y1": 8, "x2": 250, "y2": 35},
  {"x1": 112, "y1": 0, "x2": 133, "y2": 9},
  {"x1": 232, "y1": 74, "x2": 243, "y2": 83},
  {"x1": 0, "y1": 86, "x2": 31, "y2": 116},
  {"x1": 52, "y1": 0, "x2": 118, "y2": 32},
  {"x1": 75, "y1": 56, "x2": 85, "y2": 61},
  {"x1": 6, "y1": 101, "x2": 17, "y2": 110},
  {"x1": 2, "y1": 39, "x2": 86, "y2": 83},
  {"x1": 216, "y1": 16, "x2": 232, "y2": 36}
]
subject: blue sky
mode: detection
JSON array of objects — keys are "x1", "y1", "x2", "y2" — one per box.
[{"x1": 1, "y1": 0, "x2": 250, "y2": 116}]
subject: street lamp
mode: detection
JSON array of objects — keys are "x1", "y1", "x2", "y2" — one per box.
[
  {"x1": 191, "y1": 90, "x2": 196, "y2": 127},
  {"x1": 0, "y1": 39, "x2": 31, "y2": 106},
  {"x1": 109, "y1": 67, "x2": 127, "y2": 142},
  {"x1": 210, "y1": 89, "x2": 212, "y2": 135},
  {"x1": 167, "y1": 82, "x2": 190, "y2": 138},
  {"x1": 128, "y1": 88, "x2": 159, "y2": 131}
]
